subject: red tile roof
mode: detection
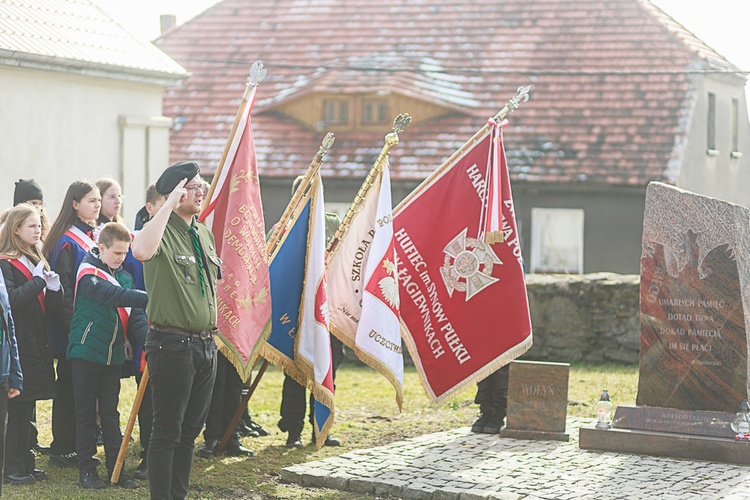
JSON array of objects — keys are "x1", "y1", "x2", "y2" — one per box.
[{"x1": 158, "y1": 0, "x2": 741, "y2": 186}]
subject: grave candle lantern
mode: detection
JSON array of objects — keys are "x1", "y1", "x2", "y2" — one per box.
[{"x1": 595, "y1": 389, "x2": 613, "y2": 429}]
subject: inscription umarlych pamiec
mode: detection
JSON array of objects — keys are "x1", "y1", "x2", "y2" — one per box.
[{"x1": 637, "y1": 182, "x2": 750, "y2": 413}]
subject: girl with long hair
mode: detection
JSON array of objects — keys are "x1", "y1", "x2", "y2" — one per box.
[
  {"x1": 42, "y1": 181, "x2": 101, "y2": 468},
  {"x1": 0, "y1": 204, "x2": 61, "y2": 485}
]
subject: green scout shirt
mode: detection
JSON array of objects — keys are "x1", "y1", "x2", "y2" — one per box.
[{"x1": 142, "y1": 212, "x2": 221, "y2": 331}]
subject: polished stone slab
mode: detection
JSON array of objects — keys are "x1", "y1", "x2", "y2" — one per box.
[
  {"x1": 580, "y1": 425, "x2": 750, "y2": 465},
  {"x1": 501, "y1": 360, "x2": 569, "y2": 441},
  {"x1": 638, "y1": 182, "x2": 750, "y2": 412},
  {"x1": 612, "y1": 404, "x2": 734, "y2": 438}
]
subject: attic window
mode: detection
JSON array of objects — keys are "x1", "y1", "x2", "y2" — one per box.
[
  {"x1": 362, "y1": 99, "x2": 388, "y2": 125},
  {"x1": 323, "y1": 99, "x2": 349, "y2": 125}
]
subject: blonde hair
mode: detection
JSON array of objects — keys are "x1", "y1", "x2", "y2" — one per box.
[
  {"x1": 145, "y1": 183, "x2": 161, "y2": 205},
  {"x1": 98, "y1": 222, "x2": 132, "y2": 247},
  {"x1": 0, "y1": 204, "x2": 49, "y2": 270}
]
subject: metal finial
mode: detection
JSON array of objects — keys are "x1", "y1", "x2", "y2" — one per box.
[
  {"x1": 392, "y1": 113, "x2": 412, "y2": 134},
  {"x1": 247, "y1": 61, "x2": 267, "y2": 87},
  {"x1": 319, "y1": 132, "x2": 335, "y2": 155},
  {"x1": 507, "y1": 85, "x2": 530, "y2": 111}
]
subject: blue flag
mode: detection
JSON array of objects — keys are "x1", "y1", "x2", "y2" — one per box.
[
  {"x1": 261, "y1": 197, "x2": 311, "y2": 382},
  {"x1": 259, "y1": 171, "x2": 335, "y2": 448}
]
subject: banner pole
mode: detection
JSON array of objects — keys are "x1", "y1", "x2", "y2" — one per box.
[
  {"x1": 214, "y1": 359, "x2": 270, "y2": 456},
  {"x1": 326, "y1": 113, "x2": 412, "y2": 262},
  {"x1": 202, "y1": 62, "x2": 266, "y2": 209},
  {"x1": 111, "y1": 365, "x2": 150, "y2": 484},
  {"x1": 266, "y1": 133, "x2": 336, "y2": 258},
  {"x1": 395, "y1": 85, "x2": 530, "y2": 213}
]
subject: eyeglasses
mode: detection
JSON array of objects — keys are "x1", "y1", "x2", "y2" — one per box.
[
  {"x1": 26, "y1": 200, "x2": 45, "y2": 208},
  {"x1": 105, "y1": 194, "x2": 125, "y2": 201},
  {"x1": 185, "y1": 184, "x2": 208, "y2": 194}
]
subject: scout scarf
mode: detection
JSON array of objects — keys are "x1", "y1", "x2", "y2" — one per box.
[
  {"x1": 65, "y1": 225, "x2": 96, "y2": 251},
  {"x1": 75, "y1": 263, "x2": 131, "y2": 342},
  {"x1": 0, "y1": 255, "x2": 45, "y2": 313}
]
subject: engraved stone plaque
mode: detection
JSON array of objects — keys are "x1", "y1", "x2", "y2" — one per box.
[
  {"x1": 637, "y1": 182, "x2": 750, "y2": 412},
  {"x1": 613, "y1": 404, "x2": 734, "y2": 438},
  {"x1": 503, "y1": 360, "x2": 569, "y2": 437}
]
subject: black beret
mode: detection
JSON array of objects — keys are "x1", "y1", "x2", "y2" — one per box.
[
  {"x1": 14, "y1": 178, "x2": 44, "y2": 206},
  {"x1": 155, "y1": 161, "x2": 200, "y2": 195}
]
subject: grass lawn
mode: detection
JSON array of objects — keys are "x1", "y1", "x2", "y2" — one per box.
[{"x1": 4, "y1": 361, "x2": 638, "y2": 499}]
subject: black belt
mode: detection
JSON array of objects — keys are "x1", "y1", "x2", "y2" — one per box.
[{"x1": 150, "y1": 324, "x2": 216, "y2": 340}]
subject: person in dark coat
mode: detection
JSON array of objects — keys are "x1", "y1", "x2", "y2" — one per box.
[
  {"x1": 0, "y1": 204, "x2": 60, "y2": 485},
  {"x1": 42, "y1": 181, "x2": 101, "y2": 468},
  {"x1": 0, "y1": 262, "x2": 23, "y2": 496},
  {"x1": 5, "y1": 179, "x2": 52, "y2": 456},
  {"x1": 68, "y1": 223, "x2": 148, "y2": 490}
]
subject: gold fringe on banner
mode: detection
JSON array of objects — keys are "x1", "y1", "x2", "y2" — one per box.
[
  {"x1": 330, "y1": 323, "x2": 356, "y2": 351},
  {"x1": 400, "y1": 319, "x2": 533, "y2": 406},
  {"x1": 258, "y1": 341, "x2": 308, "y2": 388},
  {"x1": 216, "y1": 329, "x2": 268, "y2": 383},
  {"x1": 256, "y1": 134, "x2": 335, "y2": 390},
  {"x1": 290, "y1": 171, "x2": 337, "y2": 449}
]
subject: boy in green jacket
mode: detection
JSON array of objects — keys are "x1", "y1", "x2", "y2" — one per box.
[{"x1": 67, "y1": 222, "x2": 148, "y2": 489}]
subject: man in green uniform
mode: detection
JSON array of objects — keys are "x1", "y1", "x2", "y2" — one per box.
[{"x1": 132, "y1": 161, "x2": 221, "y2": 500}]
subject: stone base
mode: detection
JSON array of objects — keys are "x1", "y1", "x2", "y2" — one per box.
[
  {"x1": 579, "y1": 425, "x2": 750, "y2": 465},
  {"x1": 500, "y1": 428, "x2": 569, "y2": 442}
]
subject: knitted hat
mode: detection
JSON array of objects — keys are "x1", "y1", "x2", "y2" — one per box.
[{"x1": 14, "y1": 178, "x2": 44, "y2": 206}]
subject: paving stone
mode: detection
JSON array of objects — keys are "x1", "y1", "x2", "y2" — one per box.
[
  {"x1": 279, "y1": 418, "x2": 750, "y2": 500},
  {"x1": 485, "y1": 492, "x2": 523, "y2": 500},
  {"x1": 401, "y1": 484, "x2": 436, "y2": 500},
  {"x1": 279, "y1": 469, "x2": 302, "y2": 484},
  {"x1": 348, "y1": 478, "x2": 375, "y2": 493},
  {"x1": 301, "y1": 470, "x2": 328, "y2": 488},
  {"x1": 433, "y1": 488, "x2": 464, "y2": 500},
  {"x1": 374, "y1": 480, "x2": 407, "y2": 496},
  {"x1": 323, "y1": 474, "x2": 349, "y2": 490}
]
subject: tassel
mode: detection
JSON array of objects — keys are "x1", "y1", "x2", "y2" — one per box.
[{"x1": 485, "y1": 231, "x2": 504, "y2": 244}]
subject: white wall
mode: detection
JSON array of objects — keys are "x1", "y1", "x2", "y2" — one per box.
[
  {"x1": 0, "y1": 66, "x2": 173, "y2": 226},
  {"x1": 677, "y1": 74, "x2": 750, "y2": 208}
]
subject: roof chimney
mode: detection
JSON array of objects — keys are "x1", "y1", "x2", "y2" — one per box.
[{"x1": 160, "y1": 14, "x2": 177, "y2": 35}]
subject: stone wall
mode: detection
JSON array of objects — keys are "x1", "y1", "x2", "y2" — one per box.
[{"x1": 523, "y1": 273, "x2": 640, "y2": 364}]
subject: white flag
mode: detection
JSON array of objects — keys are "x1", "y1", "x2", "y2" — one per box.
[{"x1": 328, "y1": 161, "x2": 403, "y2": 408}]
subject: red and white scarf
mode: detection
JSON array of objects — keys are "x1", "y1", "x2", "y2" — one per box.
[
  {"x1": 65, "y1": 225, "x2": 96, "y2": 251},
  {"x1": 76, "y1": 263, "x2": 130, "y2": 341},
  {"x1": 0, "y1": 255, "x2": 45, "y2": 313}
]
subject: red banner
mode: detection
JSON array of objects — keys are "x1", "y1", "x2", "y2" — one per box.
[
  {"x1": 393, "y1": 123, "x2": 532, "y2": 404},
  {"x1": 200, "y1": 83, "x2": 271, "y2": 382}
]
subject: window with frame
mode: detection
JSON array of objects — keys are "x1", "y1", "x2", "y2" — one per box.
[
  {"x1": 362, "y1": 99, "x2": 388, "y2": 125},
  {"x1": 731, "y1": 97, "x2": 739, "y2": 153},
  {"x1": 530, "y1": 208, "x2": 584, "y2": 274},
  {"x1": 707, "y1": 92, "x2": 717, "y2": 153},
  {"x1": 323, "y1": 99, "x2": 349, "y2": 125}
]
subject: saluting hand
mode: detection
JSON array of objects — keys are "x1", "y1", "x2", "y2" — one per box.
[{"x1": 165, "y1": 178, "x2": 189, "y2": 212}]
